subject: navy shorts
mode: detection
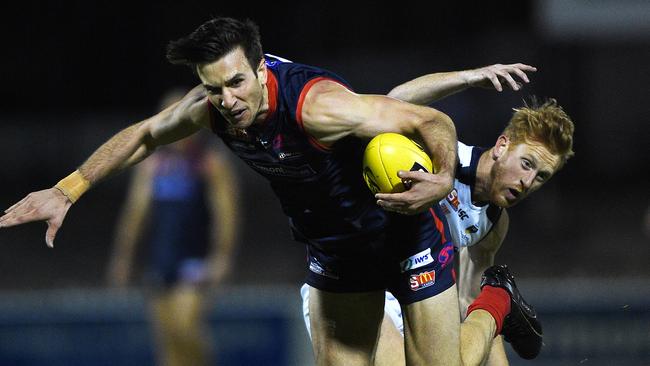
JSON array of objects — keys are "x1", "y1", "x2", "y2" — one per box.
[{"x1": 302, "y1": 205, "x2": 455, "y2": 305}]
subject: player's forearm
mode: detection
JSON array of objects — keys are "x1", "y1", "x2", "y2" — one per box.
[
  {"x1": 415, "y1": 109, "x2": 457, "y2": 181},
  {"x1": 78, "y1": 122, "x2": 154, "y2": 185},
  {"x1": 388, "y1": 71, "x2": 471, "y2": 105}
]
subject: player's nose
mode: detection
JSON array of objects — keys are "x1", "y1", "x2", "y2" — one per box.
[
  {"x1": 520, "y1": 172, "x2": 535, "y2": 191},
  {"x1": 221, "y1": 89, "x2": 237, "y2": 109}
]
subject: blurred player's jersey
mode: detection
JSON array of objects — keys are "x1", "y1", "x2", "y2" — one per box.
[
  {"x1": 438, "y1": 142, "x2": 502, "y2": 248},
  {"x1": 208, "y1": 54, "x2": 385, "y2": 241},
  {"x1": 148, "y1": 147, "x2": 210, "y2": 285}
]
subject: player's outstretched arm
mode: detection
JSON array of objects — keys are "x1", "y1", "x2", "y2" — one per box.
[
  {"x1": 0, "y1": 85, "x2": 210, "y2": 247},
  {"x1": 387, "y1": 63, "x2": 537, "y2": 105},
  {"x1": 300, "y1": 80, "x2": 456, "y2": 214}
]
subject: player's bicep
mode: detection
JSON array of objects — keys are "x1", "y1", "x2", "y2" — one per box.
[{"x1": 300, "y1": 80, "x2": 424, "y2": 145}]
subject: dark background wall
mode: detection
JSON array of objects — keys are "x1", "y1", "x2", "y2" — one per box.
[{"x1": 0, "y1": 1, "x2": 648, "y2": 289}]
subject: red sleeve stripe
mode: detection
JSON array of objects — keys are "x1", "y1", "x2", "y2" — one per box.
[{"x1": 295, "y1": 77, "x2": 351, "y2": 152}]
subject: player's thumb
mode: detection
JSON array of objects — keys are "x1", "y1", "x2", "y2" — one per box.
[{"x1": 45, "y1": 221, "x2": 59, "y2": 248}]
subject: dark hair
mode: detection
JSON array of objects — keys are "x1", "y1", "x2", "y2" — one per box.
[{"x1": 167, "y1": 17, "x2": 263, "y2": 74}]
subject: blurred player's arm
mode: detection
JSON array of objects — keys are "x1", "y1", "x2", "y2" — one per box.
[
  {"x1": 0, "y1": 85, "x2": 210, "y2": 247},
  {"x1": 106, "y1": 159, "x2": 155, "y2": 287},
  {"x1": 301, "y1": 80, "x2": 457, "y2": 214},
  {"x1": 204, "y1": 150, "x2": 240, "y2": 286},
  {"x1": 387, "y1": 63, "x2": 537, "y2": 105},
  {"x1": 458, "y1": 210, "x2": 510, "y2": 365}
]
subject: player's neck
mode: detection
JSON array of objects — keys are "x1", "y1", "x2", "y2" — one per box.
[
  {"x1": 473, "y1": 148, "x2": 494, "y2": 203},
  {"x1": 253, "y1": 82, "x2": 271, "y2": 125}
]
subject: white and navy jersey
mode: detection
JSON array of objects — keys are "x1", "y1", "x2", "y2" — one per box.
[{"x1": 438, "y1": 142, "x2": 502, "y2": 248}]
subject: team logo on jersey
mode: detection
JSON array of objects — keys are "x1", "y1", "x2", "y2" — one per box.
[
  {"x1": 457, "y1": 208, "x2": 469, "y2": 221},
  {"x1": 409, "y1": 270, "x2": 436, "y2": 291},
  {"x1": 437, "y1": 242, "x2": 455, "y2": 268},
  {"x1": 446, "y1": 189, "x2": 460, "y2": 211},
  {"x1": 400, "y1": 248, "x2": 433, "y2": 273},
  {"x1": 465, "y1": 225, "x2": 479, "y2": 234},
  {"x1": 309, "y1": 260, "x2": 339, "y2": 280}
]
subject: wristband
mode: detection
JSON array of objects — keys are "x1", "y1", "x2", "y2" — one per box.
[{"x1": 54, "y1": 170, "x2": 90, "y2": 203}]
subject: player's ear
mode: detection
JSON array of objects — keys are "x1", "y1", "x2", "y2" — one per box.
[
  {"x1": 493, "y1": 135, "x2": 510, "y2": 160},
  {"x1": 257, "y1": 58, "x2": 267, "y2": 84}
]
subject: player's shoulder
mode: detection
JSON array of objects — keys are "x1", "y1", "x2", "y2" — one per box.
[{"x1": 265, "y1": 53, "x2": 349, "y2": 89}]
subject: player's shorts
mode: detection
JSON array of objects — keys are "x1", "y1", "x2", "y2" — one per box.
[
  {"x1": 301, "y1": 284, "x2": 404, "y2": 338},
  {"x1": 299, "y1": 206, "x2": 455, "y2": 305}
]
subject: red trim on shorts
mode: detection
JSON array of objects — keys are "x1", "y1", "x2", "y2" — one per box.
[
  {"x1": 295, "y1": 77, "x2": 350, "y2": 152},
  {"x1": 429, "y1": 207, "x2": 447, "y2": 243}
]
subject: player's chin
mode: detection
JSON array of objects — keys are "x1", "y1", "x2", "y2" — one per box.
[{"x1": 494, "y1": 194, "x2": 516, "y2": 208}]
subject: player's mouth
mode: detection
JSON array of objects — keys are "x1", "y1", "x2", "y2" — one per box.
[
  {"x1": 505, "y1": 188, "x2": 521, "y2": 202},
  {"x1": 230, "y1": 108, "x2": 247, "y2": 120}
]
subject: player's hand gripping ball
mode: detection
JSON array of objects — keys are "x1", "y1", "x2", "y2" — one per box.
[{"x1": 363, "y1": 133, "x2": 434, "y2": 194}]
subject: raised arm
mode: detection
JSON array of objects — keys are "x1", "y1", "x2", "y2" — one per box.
[
  {"x1": 387, "y1": 63, "x2": 537, "y2": 105},
  {"x1": 0, "y1": 85, "x2": 211, "y2": 247},
  {"x1": 458, "y1": 210, "x2": 510, "y2": 365},
  {"x1": 301, "y1": 80, "x2": 456, "y2": 214}
]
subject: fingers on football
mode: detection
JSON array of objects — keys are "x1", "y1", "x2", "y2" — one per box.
[{"x1": 397, "y1": 170, "x2": 428, "y2": 180}]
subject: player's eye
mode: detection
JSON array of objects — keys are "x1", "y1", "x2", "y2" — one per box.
[{"x1": 521, "y1": 159, "x2": 532, "y2": 170}]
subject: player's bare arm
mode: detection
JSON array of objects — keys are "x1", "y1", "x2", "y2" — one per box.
[
  {"x1": 0, "y1": 85, "x2": 210, "y2": 247},
  {"x1": 388, "y1": 63, "x2": 537, "y2": 105},
  {"x1": 300, "y1": 80, "x2": 457, "y2": 214}
]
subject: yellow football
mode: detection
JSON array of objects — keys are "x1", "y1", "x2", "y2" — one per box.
[{"x1": 363, "y1": 133, "x2": 434, "y2": 194}]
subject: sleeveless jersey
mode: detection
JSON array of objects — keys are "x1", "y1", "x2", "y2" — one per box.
[
  {"x1": 438, "y1": 142, "x2": 502, "y2": 248},
  {"x1": 208, "y1": 55, "x2": 386, "y2": 240},
  {"x1": 148, "y1": 148, "x2": 210, "y2": 284}
]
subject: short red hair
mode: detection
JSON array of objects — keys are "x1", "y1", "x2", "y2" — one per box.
[{"x1": 503, "y1": 98, "x2": 575, "y2": 169}]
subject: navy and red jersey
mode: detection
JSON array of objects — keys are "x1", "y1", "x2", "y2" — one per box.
[{"x1": 208, "y1": 55, "x2": 386, "y2": 240}]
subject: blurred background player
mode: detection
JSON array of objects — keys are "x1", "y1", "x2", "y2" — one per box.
[{"x1": 106, "y1": 89, "x2": 241, "y2": 366}]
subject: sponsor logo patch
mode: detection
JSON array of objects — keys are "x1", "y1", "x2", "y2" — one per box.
[
  {"x1": 438, "y1": 242, "x2": 455, "y2": 268},
  {"x1": 409, "y1": 270, "x2": 436, "y2": 291},
  {"x1": 446, "y1": 189, "x2": 460, "y2": 211},
  {"x1": 400, "y1": 248, "x2": 433, "y2": 273},
  {"x1": 465, "y1": 225, "x2": 479, "y2": 234}
]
